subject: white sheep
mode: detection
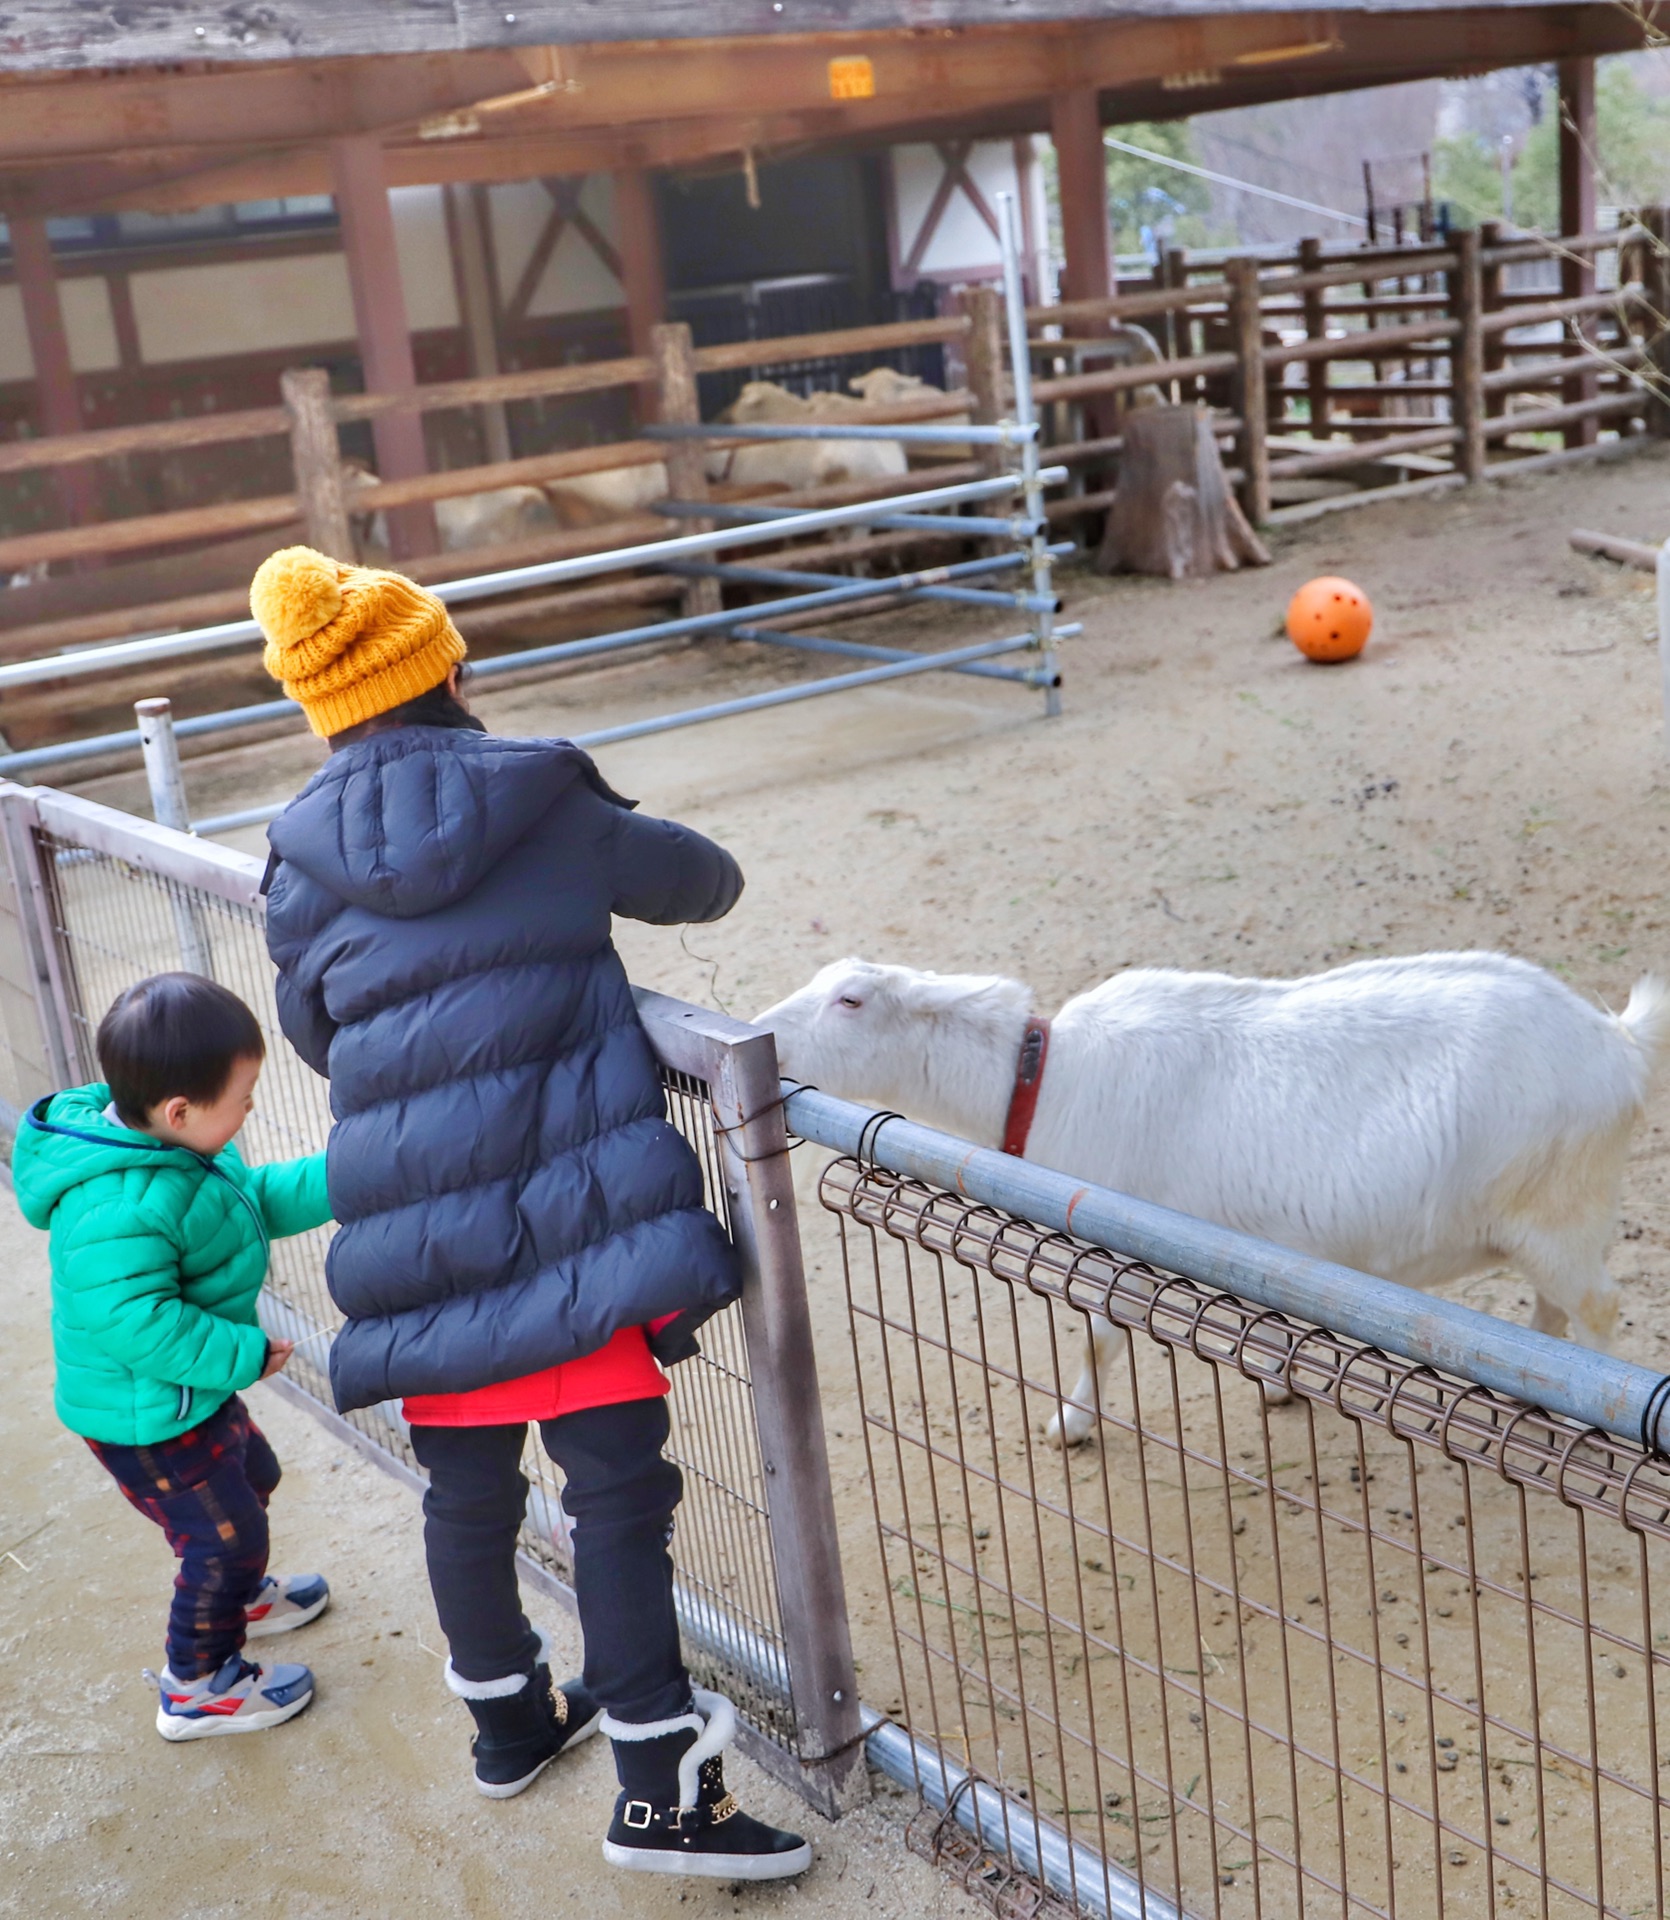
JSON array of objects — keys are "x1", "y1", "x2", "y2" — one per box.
[{"x1": 757, "y1": 953, "x2": 1670, "y2": 1445}]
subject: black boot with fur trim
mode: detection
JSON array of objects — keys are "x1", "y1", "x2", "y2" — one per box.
[
  {"x1": 446, "y1": 1629, "x2": 603, "y2": 1799},
  {"x1": 602, "y1": 1689, "x2": 811, "y2": 1879}
]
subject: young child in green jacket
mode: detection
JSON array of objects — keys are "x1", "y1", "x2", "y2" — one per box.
[{"x1": 13, "y1": 972, "x2": 335, "y2": 1741}]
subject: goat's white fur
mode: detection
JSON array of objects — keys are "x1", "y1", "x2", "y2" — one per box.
[{"x1": 758, "y1": 953, "x2": 1670, "y2": 1445}]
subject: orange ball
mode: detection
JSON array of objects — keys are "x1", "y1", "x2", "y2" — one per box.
[{"x1": 1286, "y1": 576, "x2": 1373, "y2": 663}]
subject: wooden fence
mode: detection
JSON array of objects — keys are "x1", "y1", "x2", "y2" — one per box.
[{"x1": 0, "y1": 215, "x2": 1662, "y2": 746}]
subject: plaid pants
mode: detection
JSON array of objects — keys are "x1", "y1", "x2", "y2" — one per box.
[{"x1": 86, "y1": 1394, "x2": 280, "y2": 1679}]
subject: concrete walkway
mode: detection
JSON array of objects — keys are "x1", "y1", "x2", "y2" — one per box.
[{"x1": 0, "y1": 1193, "x2": 978, "y2": 1920}]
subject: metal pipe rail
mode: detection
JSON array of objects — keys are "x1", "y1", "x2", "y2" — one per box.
[
  {"x1": 643, "y1": 420, "x2": 1038, "y2": 448},
  {"x1": 0, "y1": 467, "x2": 1062, "y2": 697},
  {"x1": 651, "y1": 496, "x2": 1041, "y2": 541},
  {"x1": 781, "y1": 1085, "x2": 1670, "y2": 1454}
]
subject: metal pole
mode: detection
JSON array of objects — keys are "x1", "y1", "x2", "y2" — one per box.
[
  {"x1": 0, "y1": 469, "x2": 1063, "y2": 698},
  {"x1": 997, "y1": 190, "x2": 1061, "y2": 717},
  {"x1": 1658, "y1": 536, "x2": 1670, "y2": 760},
  {"x1": 781, "y1": 1084, "x2": 1670, "y2": 1456},
  {"x1": 0, "y1": 787, "x2": 84, "y2": 1087},
  {"x1": 133, "y1": 699, "x2": 215, "y2": 978},
  {"x1": 633, "y1": 989, "x2": 868, "y2": 1818}
]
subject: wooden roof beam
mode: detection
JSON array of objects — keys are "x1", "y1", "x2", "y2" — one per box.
[
  {"x1": 1, "y1": 3, "x2": 1653, "y2": 216},
  {"x1": 0, "y1": 51, "x2": 534, "y2": 165},
  {"x1": 4, "y1": 1, "x2": 1659, "y2": 73}
]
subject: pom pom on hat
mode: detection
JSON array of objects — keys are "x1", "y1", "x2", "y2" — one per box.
[
  {"x1": 251, "y1": 543, "x2": 466, "y2": 738},
  {"x1": 250, "y1": 545, "x2": 345, "y2": 648}
]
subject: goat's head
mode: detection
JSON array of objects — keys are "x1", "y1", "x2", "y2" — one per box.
[{"x1": 754, "y1": 958, "x2": 1030, "y2": 1121}]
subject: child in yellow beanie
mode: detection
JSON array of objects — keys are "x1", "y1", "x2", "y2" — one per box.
[
  {"x1": 250, "y1": 545, "x2": 467, "y2": 739},
  {"x1": 250, "y1": 547, "x2": 809, "y2": 1877}
]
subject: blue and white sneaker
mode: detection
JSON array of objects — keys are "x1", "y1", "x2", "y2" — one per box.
[
  {"x1": 245, "y1": 1571, "x2": 330, "y2": 1638},
  {"x1": 147, "y1": 1653, "x2": 315, "y2": 1740}
]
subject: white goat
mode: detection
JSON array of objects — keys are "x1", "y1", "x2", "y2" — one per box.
[
  {"x1": 711, "y1": 380, "x2": 908, "y2": 491},
  {"x1": 758, "y1": 954, "x2": 1670, "y2": 1444}
]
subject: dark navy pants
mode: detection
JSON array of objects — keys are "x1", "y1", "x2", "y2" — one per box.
[
  {"x1": 87, "y1": 1394, "x2": 278, "y2": 1679},
  {"x1": 408, "y1": 1396, "x2": 690, "y2": 1725}
]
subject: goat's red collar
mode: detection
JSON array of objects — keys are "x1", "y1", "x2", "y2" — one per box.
[{"x1": 1001, "y1": 1016, "x2": 1052, "y2": 1158}]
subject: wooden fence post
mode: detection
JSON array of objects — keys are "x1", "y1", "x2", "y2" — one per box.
[
  {"x1": 652, "y1": 321, "x2": 722, "y2": 620},
  {"x1": 1479, "y1": 221, "x2": 1506, "y2": 424},
  {"x1": 964, "y1": 283, "x2": 1008, "y2": 478},
  {"x1": 1299, "y1": 237, "x2": 1330, "y2": 442},
  {"x1": 281, "y1": 368, "x2": 354, "y2": 561},
  {"x1": 1450, "y1": 226, "x2": 1486, "y2": 482},
  {"x1": 1227, "y1": 257, "x2": 1270, "y2": 525},
  {"x1": 1642, "y1": 205, "x2": 1670, "y2": 438}
]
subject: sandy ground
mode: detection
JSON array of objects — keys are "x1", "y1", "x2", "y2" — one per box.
[
  {"x1": 0, "y1": 1199, "x2": 983, "y2": 1920},
  {"x1": 20, "y1": 443, "x2": 1670, "y2": 1912},
  {"x1": 81, "y1": 438, "x2": 1670, "y2": 1356}
]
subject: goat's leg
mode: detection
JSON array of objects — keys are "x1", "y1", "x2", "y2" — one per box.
[
  {"x1": 1046, "y1": 1316, "x2": 1125, "y2": 1448},
  {"x1": 1529, "y1": 1293, "x2": 1570, "y2": 1339},
  {"x1": 1514, "y1": 1235, "x2": 1620, "y2": 1354}
]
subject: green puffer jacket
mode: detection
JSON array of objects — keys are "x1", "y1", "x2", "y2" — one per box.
[{"x1": 12, "y1": 1083, "x2": 332, "y2": 1445}]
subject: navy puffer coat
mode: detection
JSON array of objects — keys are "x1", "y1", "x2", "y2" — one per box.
[{"x1": 263, "y1": 727, "x2": 744, "y2": 1414}]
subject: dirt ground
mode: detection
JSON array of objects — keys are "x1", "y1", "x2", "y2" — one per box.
[
  {"x1": 0, "y1": 1202, "x2": 983, "y2": 1920},
  {"x1": 82, "y1": 439, "x2": 1670, "y2": 1357},
  {"x1": 15, "y1": 443, "x2": 1670, "y2": 1913}
]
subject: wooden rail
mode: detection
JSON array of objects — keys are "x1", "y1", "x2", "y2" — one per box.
[{"x1": 2, "y1": 214, "x2": 1664, "y2": 692}]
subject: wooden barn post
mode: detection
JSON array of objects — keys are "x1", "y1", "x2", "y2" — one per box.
[
  {"x1": 1558, "y1": 57, "x2": 1599, "y2": 449},
  {"x1": 1479, "y1": 219, "x2": 1506, "y2": 425},
  {"x1": 444, "y1": 183, "x2": 513, "y2": 468},
  {"x1": 1050, "y1": 87, "x2": 1112, "y2": 308},
  {"x1": 11, "y1": 214, "x2": 98, "y2": 533},
  {"x1": 330, "y1": 133, "x2": 436, "y2": 558},
  {"x1": 964, "y1": 283, "x2": 1008, "y2": 478},
  {"x1": 652, "y1": 320, "x2": 720, "y2": 619},
  {"x1": 1299, "y1": 236, "x2": 1331, "y2": 442},
  {"x1": 282, "y1": 369, "x2": 354, "y2": 562},
  {"x1": 616, "y1": 165, "x2": 668, "y2": 415},
  {"x1": 1450, "y1": 226, "x2": 1486, "y2": 481},
  {"x1": 1227, "y1": 257, "x2": 1270, "y2": 525},
  {"x1": 1643, "y1": 206, "x2": 1670, "y2": 437}
]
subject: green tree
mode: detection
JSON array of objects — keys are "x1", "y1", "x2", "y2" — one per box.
[
  {"x1": 1103, "y1": 121, "x2": 1215, "y2": 254},
  {"x1": 1434, "y1": 58, "x2": 1670, "y2": 230},
  {"x1": 1043, "y1": 118, "x2": 1222, "y2": 263}
]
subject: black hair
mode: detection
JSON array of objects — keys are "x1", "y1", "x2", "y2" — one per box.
[
  {"x1": 96, "y1": 974, "x2": 266, "y2": 1127},
  {"x1": 327, "y1": 670, "x2": 486, "y2": 751}
]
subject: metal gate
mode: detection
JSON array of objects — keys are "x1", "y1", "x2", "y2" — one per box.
[
  {"x1": 4, "y1": 778, "x2": 1670, "y2": 1916},
  {"x1": 0, "y1": 780, "x2": 866, "y2": 1817}
]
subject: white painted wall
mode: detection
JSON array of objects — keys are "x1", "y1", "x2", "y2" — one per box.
[
  {"x1": 487, "y1": 174, "x2": 623, "y2": 318},
  {"x1": 0, "y1": 176, "x2": 622, "y2": 392},
  {"x1": 389, "y1": 185, "x2": 460, "y2": 332},
  {"x1": 0, "y1": 275, "x2": 119, "y2": 382},
  {"x1": 891, "y1": 139, "x2": 1020, "y2": 281},
  {"x1": 131, "y1": 254, "x2": 357, "y2": 363}
]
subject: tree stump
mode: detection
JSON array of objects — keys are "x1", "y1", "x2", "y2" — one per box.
[{"x1": 1095, "y1": 404, "x2": 1271, "y2": 580}]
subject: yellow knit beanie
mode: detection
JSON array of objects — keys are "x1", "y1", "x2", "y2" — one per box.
[{"x1": 250, "y1": 545, "x2": 467, "y2": 739}]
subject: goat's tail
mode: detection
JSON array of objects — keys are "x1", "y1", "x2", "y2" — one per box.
[{"x1": 1618, "y1": 974, "x2": 1670, "y2": 1092}]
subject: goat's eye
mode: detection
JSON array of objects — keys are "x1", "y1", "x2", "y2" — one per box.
[{"x1": 838, "y1": 995, "x2": 863, "y2": 1010}]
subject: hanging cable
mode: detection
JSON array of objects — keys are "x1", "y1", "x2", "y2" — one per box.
[{"x1": 1101, "y1": 134, "x2": 1368, "y2": 228}]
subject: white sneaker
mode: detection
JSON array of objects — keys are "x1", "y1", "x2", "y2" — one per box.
[
  {"x1": 245, "y1": 1571, "x2": 330, "y2": 1638},
  {"x1": 147, "y1": 1653, "x2": 315, "y2": 1740}
]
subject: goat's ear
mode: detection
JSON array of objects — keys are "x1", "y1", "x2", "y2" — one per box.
[
  {"x1": 898, "y1": 970, "x2": 975, "y2": 1017},
  {"x1": 900, "y1": 971, "x2": 1022, "y2": 1020}
]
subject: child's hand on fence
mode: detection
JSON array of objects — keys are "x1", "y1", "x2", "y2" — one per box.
[{"x1": 260, "y1": 1337, "x2": 294, "y2": 1380}]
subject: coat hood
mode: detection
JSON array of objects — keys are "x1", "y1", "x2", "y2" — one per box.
[
  {"x1": 12, "y1": 1083, "x2": 184, "y2": 1228},
  {"x1": 266, "y1": 729, "x2": 635, "y2": 919}
]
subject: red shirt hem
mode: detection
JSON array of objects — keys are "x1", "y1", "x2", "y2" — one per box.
[{"x1": 403, "y1": 1325, "x2": 668, "y2": 1427}]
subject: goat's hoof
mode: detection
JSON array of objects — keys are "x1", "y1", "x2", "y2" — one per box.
[
  {"x1": 1045, "y1": 1409, "x2": 1095, "y2": 1449},
  {"x1": 1260, "y1": 1379, "x2": 1295, "y2": 1408}
]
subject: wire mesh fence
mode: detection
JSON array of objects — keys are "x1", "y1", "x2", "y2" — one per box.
[
  {"x1": 2, "y1": 791, "x2": 827, "y2": 1795},
  {"x1": 11, "y1": 777, "x2": 1670, "y2": 1914},
  {"x1": 821, "y1": 1153, "x2": 1670, "y2": 1920}
]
